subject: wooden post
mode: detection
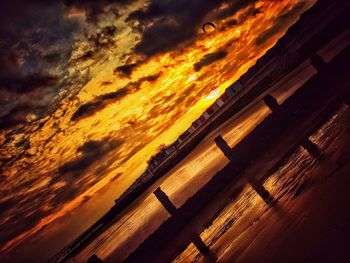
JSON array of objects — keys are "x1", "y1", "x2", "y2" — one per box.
[
  {"x1": 250, "y1": 181, "x2": 274, "y2": 204},
  {"x1": 191, "y1": 234, "x2": 209, "y2": 255},
  {"x1": 214, "y1": 135, "x2": 234, "y2": 161},
  {"x1": 154, "y1": 188, "x2": 210, "y2": 256},
  {"x1": 154, "y1": 187, "x2": 177, "y2": 216},
  {"x1": 263, "y1": 94, "x2": 280, "y2": 112},
  {"x1": 301, "y1": 138, "x2": 323, "y2": 159}
]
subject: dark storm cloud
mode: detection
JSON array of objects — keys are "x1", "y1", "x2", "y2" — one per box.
[
  {"x1": 114, "y1": 63, "x2": 138, "y2": 77},
  {"x1": 70, "y1": 101, "x2": 103, "y2": 121},
  {"x1": 63, "y1": 0, "x2": 136, "y2": 23},
  {"x1": 63, "y1": 0, "x2": 110, "y2": 22},
  {"x1": 219, "y1": 5, "x2": 262, "y2": 32},
  {"x1": 0, "y1": 74, "x2": 59, "y2": 94},
  {"x1": 71, "y1": 88, "x2": 130, "y2": 121},
  {"x1": 0, "y1": 0, "x2": 79, "y2": 128},
  {"x1": 0, "y1": 0, "x2": 262, "y2": 130},
  {"x1": 255, "y1": 1, "x2": 309, "y2": 45},
  {"x1": 0, "y1": 1, "x2": 78, "y2": 78},
  {"x1": 73, "y1": 50, "x2": 95, "y2": 62},
  {"x1": 223, "y1": 19, "x2": 239, "y2": 28},
  {"x1": 0, "y1": 104, "x2": 47, "y2": 129},
  {"x1": 68, "y1": 25, "x2": 119, "y2": 66},
  {"x1": 71, "y1": 72, "x2": 162, "y2": 121},
  {"x1": 194, "y1": 50, "x2": 228, "y2": 71},
  {"x1": 58, "y1": 137, "x2": 123, "y2": 174},
  {"x1": 86, "y1": 25, "x2": 118, "y2": 51},
  {"x1": 127, "y1": 0, "x2": 259, "y2": 57},
  {"x1": 0, "y1": 72, "x2": 59, "y2": 129},
  {"x1": 71, "y1": 88, "x2": 129, "y2": 121}
]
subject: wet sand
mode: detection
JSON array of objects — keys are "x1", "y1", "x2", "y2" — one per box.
[
  {"x1": 175, "y1": 105, "x2": 350, "y2": 263},
  {"x1": 218, "y1": 107, "x2": 350, "y2": 263}
]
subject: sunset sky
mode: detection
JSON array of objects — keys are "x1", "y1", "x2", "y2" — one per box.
[{"x1": 0, "y1": 0, "x2": 315, "y2": 260}]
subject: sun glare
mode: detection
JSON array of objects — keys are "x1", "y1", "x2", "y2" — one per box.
[{"x1": 204, "y1": 88, "x2": 221, "y2": 101}]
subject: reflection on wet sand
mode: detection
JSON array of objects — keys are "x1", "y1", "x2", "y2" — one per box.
[{"x1": 175, "y1": 105, "x2": 350, "y2": 263}]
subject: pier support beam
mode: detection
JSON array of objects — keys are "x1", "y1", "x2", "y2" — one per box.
[
  {"x1": 191, "y1": 234, "x2": 209, "y2": 255},
  {"x1": 301, "y1": 138, "x2": 323, "y2": 159},
  {"x1": 154, "y1": 187, "x2": 177, "y2": 216},
  {"x1": 262, "y1": 94, "x2": 323, "y2": 159},
  {"x1": 263, "y1": 94, "x2": 280, "y2": 112},
  {"x1": 153, "y1": 188, "x2": 210, "y2": 256},
  {"x1": 250, "y1": 181, "x2": 274, "y2": 204},
  {"x1": 214, "y1": 135, "x2": 234, "y2": 161}
]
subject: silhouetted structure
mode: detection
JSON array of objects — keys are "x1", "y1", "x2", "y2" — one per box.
[
  {"x1": 250, "y1": 181, "x2": 274, "y2": 204},
  {"x1": 263, "y1": 95, "x2": 280, "y2": 112},
  {"x1": 191, "y1": 234, "x2": 209, "y2": 255},
  {"x1": 214, "y1": 135, "x2": 234, "y2": 161},
  {"x1": 263, "y1": 95, "x2": 323, "y2": 159},
  {"x1": 153, "y1": 187, "x2": 209, "y2": 256},
  {"x1": 215, "y1": 134, "x2": 274, "y2": 204},
  {"x1": 154, "y1": 187, "x2": 177, "y2": 216},
  {"x1": 302, "y1": 138, "x2": 323, "y2": 159}
]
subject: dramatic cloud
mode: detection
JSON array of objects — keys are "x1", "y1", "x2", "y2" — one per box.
[
  {"x1": 128, "y1": 0, "x2": 259, "y2": 57},
  {"x1": 114, "y1": 63, "x2": 138, "y2": 77},
  {"x1": 59, "y1": 138, "x2": 123, "y2": 174},
  {"x1": 194, "y1": 50, "x2": 228, "y2": 71},
  {"x1": 213, "y1": 0, "x2": 259, "y2": 20},
  {"x1": 0, "y1": 0, "x2": 79, "y2": 130},
  {"x1": 0, "y1": 104, "x2": 47, "y2": 129},
  {"x1": 71, "y1": 72, "x2": 162, "y2": 121},
  {"x1": 71, "y1": 88, "x2": 130, "y2": 121},
  {"x1": 63, "y1": 0, "x2": 136, "y2": 23},
  {"x1": 0, "y1": 74, "x2": 59, "y2": 94},
  {"x1": 71, "y1": 25, "x2": 119, "y2": 64}
]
